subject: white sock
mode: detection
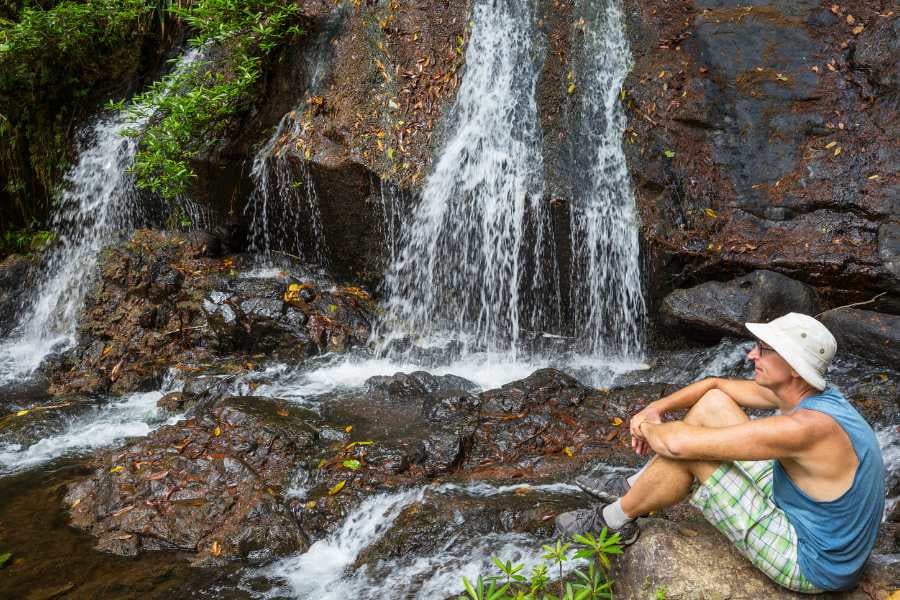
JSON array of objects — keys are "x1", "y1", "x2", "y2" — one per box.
[
  {"x1": 626, "y1": 462, "x2": 650, "y2": 487},
  {"x1": 602, "y1": 499, "x2": 633, "y2": 529}
]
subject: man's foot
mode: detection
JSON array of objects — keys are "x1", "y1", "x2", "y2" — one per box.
[
  {"x1": 574, "y1": 472, "x2": 632, "y2": 502},
  {"x1": 554, "y1": 503, "x2": 640, "y2": 545}
]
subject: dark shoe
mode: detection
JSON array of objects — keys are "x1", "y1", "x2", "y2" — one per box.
[
  {"x1": 554, "y1": 503, "x2": 640, "y2": 545},
  {"x1": 575, "y1": 472, "x2": 631, "y2": 503}
]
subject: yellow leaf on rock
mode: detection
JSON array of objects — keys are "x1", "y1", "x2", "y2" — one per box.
[
  {"x1": 317, "y1": 459, "x2": 327, "y2": 469},
  {"x1": 563, "y1": 447, "x2": 574, "y2": 458},
  {"x1": 834, "y1": 147, "x2": 842, "y2": 156},
  {"x1": 15, "y1": 409, "x2": 28, "y2": 417},
  {"x1": 328, "y1": 480, "x2": 346, "y2": 495},
  {"x1": 567, "y1": 83, "x2": 576, "y2": 95},
  {"x1": 825, "y1": 141, "x2": 837, "y2": 148},
  {"x1": 304, "y1": 501, "x2": 317, "y2": 510},
  {"x1": 213, "y1": 426, "x2": 221, "y2": 437},
  {"x1": 704, "y1": 208, "x2": 718, "y2": 218},
  {"x1": 109, "y1": 466, "x2": 124, "y2": 473},
  {"x1": 344, "y1": 425, "x2": 353, "y2": 433},
  {"x1": 852, "y1": 25, "x2": 864, "y2": 35},
  {"x1": 611, "y1": 417, "x2": 624, "y2": 427},
  {"x1": 868, "y1": 174, "x2": 880, "y2": 180},
  {"x1": 210, "y1": 541, "x2": 221, "y2": 557}
]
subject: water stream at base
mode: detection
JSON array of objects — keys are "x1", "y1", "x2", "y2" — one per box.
[{"x1": 0, "y1": 49, "x2": 202, "y2": 386}]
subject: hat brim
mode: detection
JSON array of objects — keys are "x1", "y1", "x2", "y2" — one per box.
[{"x1": 746, "y1": 322, "x2": 827, "y2": 390}]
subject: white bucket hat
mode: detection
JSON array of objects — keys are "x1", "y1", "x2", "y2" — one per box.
[{"x1": 745, "y1": 312, "x2": 837, "y2": 391}]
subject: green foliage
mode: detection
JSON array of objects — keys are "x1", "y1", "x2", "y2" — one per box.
[
  {"x1": 0, "y1": 227, "x2": 53, "y2": 256},
  {"x1": 0, "y1": 551, "x2": 11, "y2": 568},
  {"x1": 124, "y1": 0, "x2": 305, "y2": 199},
  {"x1": 654, "y1": 586, "x2": 667, "y2": 600},
  {"x1": 459, "y1": 529, "x2": 622, "y2": 600}
]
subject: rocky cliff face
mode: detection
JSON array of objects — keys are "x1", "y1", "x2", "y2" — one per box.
[{"x1": 620, "y1": 0, "x2": 898, "y2": 312}]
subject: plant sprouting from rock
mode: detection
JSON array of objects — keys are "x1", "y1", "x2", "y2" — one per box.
[{"x1": 459, "y1": 529, "x2": 622, "y2": 600}]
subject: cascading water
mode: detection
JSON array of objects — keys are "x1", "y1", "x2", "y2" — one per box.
[
  {"x1": 244, "y1": 8, "x2": 345, "y2": 267},
  {"x1": 0, "y1": 49, "x2": 201, "y2": 385},
  {"x1": 245, "y1": 113, "x2": 327, "y2": 266},
  {"x1": 379, "y1": 0, "x2": 552, "y2": 356},
  {"x1": 567, "y1": 0, "x2": 646, "y2": 358}
]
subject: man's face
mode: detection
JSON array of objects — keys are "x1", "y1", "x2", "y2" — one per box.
[{"x1": 748, "y1": 340, "x2": 794, "y2": 388}]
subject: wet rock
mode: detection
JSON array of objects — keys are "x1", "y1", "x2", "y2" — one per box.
[
  {"x1": 50, "y1": 230, "x2": 376, "y2": 396},
  {"x1": 0, "y1": 254, "x2": 36, "y2": 337},
  {"x1": 0, "y1": 397, "x2": 96, "y2": 449},
  {"x1": 661, "y1": 271, "x2": 821, "y2": 338},
  {"x1": 323, "y1": 372, "x2": 481, "y2": 477},
  {"x1": 622, "y1": 0, "x2": 899, "y2": 308},
  {"x1": 65, "y1": 396, "x2": 319, "y2": 564},
  {"x1": 613, "y1": 517, "x2": 897, "y2": 599},
  {"x1": 465, "y1": 369, "x2": 652, "y2": 478},
  {"x1": 820, "y1": 308, "x2": 900, "y2": 367}
]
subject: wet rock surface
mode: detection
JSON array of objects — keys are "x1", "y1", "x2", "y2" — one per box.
[
  {"x1": 622, "y1": 0, "x2": 899, "y2": 311},
  {"x1": 0, "y1": 253, "x2": 37, "y2": 337},
  {"x1": 48, "y1": 230, "x2": 376, "y2": 396},
  {"x1": 614, "y1": 517, "x2": 896, "y2": 599},
  {"x1": 65, "y1": 396, "x2": 319, "y2": 564},
  {"x1": 661, "y1": 270, "x2": 821, "y2": 338},
  {"x1": 820, "y1": 308, "x2": 900, "y2": 367}
]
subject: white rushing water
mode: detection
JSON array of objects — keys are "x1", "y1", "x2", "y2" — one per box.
[
  {"x1": 380, "y1": 0, "x2": 551, "y2": 356},
  {"x1": 0, "y1": 49, "x2": 201, "y2": 386},
  {"x1": 256, "y1": 482, "x2": 583, "y2": 599},
  {"x1": 568, "y1": 0, "x2": 646, "y2": 358},
  {"x1": 0, "y1": 373, "x2": 182, "y2": 475}
]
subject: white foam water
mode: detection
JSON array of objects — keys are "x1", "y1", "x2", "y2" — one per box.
[
  {"x1": 255, "y1": 482, "x2": 583, "y2": 599},
  {"x1": 0, "y1": 374, "x2": 182, "y2": 475},
  {"x1": 379, "y1": 0, "x2": 551, "y2": 356},
  {"x1": 567, "y1": 0, "x2": 646, "y2": 358},
  {"x1": 0, "y1": 49, "x2": 202, "y2": 386}
]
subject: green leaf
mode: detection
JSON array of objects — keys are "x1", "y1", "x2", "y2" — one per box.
[
  {"x1": 342, "y1": 459, "x2": 361, "y2": 470},
  {"x1": 0, "y1": 552, "x2": 11, "y2": 568},
  {"x1": 663, "y1": 150, "x2": 676, "y2": 158}
]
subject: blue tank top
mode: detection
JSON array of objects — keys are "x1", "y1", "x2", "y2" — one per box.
[{"x1": 773, "y1": 387, "x2": 885, "y2": 591}]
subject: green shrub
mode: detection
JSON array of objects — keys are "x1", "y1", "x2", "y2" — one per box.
[
  {"x1": 459, "y1": 530, "x2": 622, "y2": 600},
  {"x1": 123, "y1": 0, "x2": 305, "y2": 199}
]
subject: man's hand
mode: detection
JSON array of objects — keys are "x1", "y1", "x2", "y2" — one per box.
[{"x1": 630, "y1": 403, "x2": 664, "y2": 456}]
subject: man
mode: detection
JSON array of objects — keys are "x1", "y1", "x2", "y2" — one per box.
[{"x1": 556, "y1": 313, "x2": 885, "y2": 593}]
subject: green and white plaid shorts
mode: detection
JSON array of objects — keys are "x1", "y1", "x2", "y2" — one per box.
[{"x1": 690, "y1": 460, "x2": 823, "y2": 594}]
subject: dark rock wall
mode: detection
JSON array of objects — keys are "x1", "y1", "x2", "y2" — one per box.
[{"x1": 620, "y1": 0, "x2": 898, "y2": 317}]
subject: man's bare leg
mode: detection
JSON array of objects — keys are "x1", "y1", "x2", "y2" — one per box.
[{"x1": 619, "y1": 389, "x2": 750, "y2": 518}]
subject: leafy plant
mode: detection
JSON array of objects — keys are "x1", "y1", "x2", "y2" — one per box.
[
  {"x1": 459, "y1": 529, "x2": 622, "y2": 600},
  {"x1": 123, "y1": 0, "x2": 305, "y2": 199}
]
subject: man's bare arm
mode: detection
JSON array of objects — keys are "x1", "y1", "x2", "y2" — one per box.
[{"x1": 639, "y1": 414, "x2": 821, "y2": 462}]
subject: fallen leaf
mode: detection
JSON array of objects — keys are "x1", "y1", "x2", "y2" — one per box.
[
  {"x1": 276, "y1": 407, "x2": 289, "y2": 417},
  {"x1": 846, "y1": 14, "x2": 855, "y2": 24},
  {"x1": 515, "y1": 485, "x2": 530, "y2": 496},
  {"x1": 611, "y1": 417, "x2": 624, "y2": 427},
  {"x1": 112, "y1": 505, "x2": 134, "y2": 517},
  {"x1": 825, "y1": 140, "x2": 837, "y2": 148},
  {"x1": 0, "y1": 552, "x2": 12, "y2": 568},
  {"x1": 834, "y1": 147, "x2": 842, "y2": 156},
  {"x1": 663, "y1": 149, "x2": 676, "y2": 158},
  {"x1": 304, "y1": 500, "x2": 317, "y2": 509},
  {"x1": 317, "y1": 459, "x2": 327, "y2": 469},
  {"x1": 563, "y1": 447, "x2": 574, "y2": 458},
  {"x1": 830, "y1": 4, "x2": 841, "y2": 15},
  {"x1": 213, "y1": 426, "x2": 221, "y2": 437},
  {"x1": 210, "y1": 541, "x2": 222, "y2": 557},
  {"x1": 868, "y1": 174, "x2": 880, "y2": 180},
  {"x1": 356, "y1": 440, "x2": 374, "y2": 446},
  {"x1": 109, "y1": 465, "x2": 125, "y2": 474},
  {"x1": 344, "y1": 425, "x2": 353, "y2": 433},
  {"x1": 704, "y1": 208, "x2": 718, "y2": 218},
  {"x1": 15, "y1": 409, "x2": 28, "y2": 417},
  {"x1": 567, "y1": 82, "x2": 576, "y2": 95},
  {"x1": 328, "y1": 480, "x2": 346, "y2": 495},
  {"x1": 146, "y1": 471, "x2": 169, "y2": 481},
  {"x1": 852, "y1": 25, "x2": 864, "y2": 35},
  {"x1": 342, "y1": 459, "x2": 361, "y2": 470}
]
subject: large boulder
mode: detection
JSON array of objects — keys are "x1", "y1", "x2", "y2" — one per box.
[
  {"x1": 65, "y1": 396, "x2": 320, "y2": 564},
  {"x1": 661, "y1": 270, "x2": 820, "y2": 338},
  {"x1": 613, "y1": 517, "x2": 896, "y2": 599},
  {"x1": 49, "y1": 229, "x2": 376, "y2": 396},
  {"x1": 622, "y1": 0, "x2": 899, "y2": 309},
  {"x1": 820, "y1": 308, "x2": 900, "y2": 366}
]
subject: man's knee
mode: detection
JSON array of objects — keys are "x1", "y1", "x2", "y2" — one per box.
[{"x1": 685, "y1": 389, "x2": 745, "y2": 426}]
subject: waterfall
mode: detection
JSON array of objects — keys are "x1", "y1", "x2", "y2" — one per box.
[
  {"x1": 379, "y1": 0, "x2": 551, "y2": 356},
  {"x1": 245, "y1": 112, "x2": 327, "y2": 265},
  {"x1": 567, "y1": 0, "x2": 646, "y2": 358},
  {"x1": 0, "y1": 49, "x2": 201, "y2": 385}
]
